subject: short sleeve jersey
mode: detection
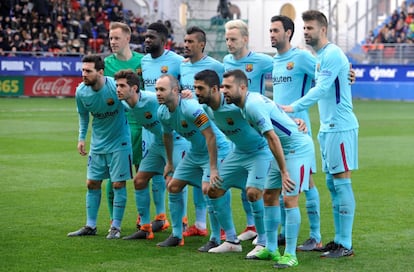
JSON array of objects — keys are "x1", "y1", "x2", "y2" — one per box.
[
  {"x1": 211, "y1": 93, "x2": 267, "y2": 153},
  {"x1": 242, "y1": 92, "x2": 313, "y2": 157},
  {"x1": 157, "y1": 97, "x2": 212, "y2": 154},
  {"x1": 141, "y1": 50, "x2": 184, "y2": 91},
  {"x1": 180, "y1": 55, "x2": 224, "y2": 94},
  {"x1": 122, "y1": 91, "x2": 164, "y2": 143},
  {"x1": 272, "y1": 47, "x2": 316, "y2": 132},
  {"x1": 75, "y1": 77, "x2": 131, "y2": 153},
  {"x1": 223, "y1": 51, "x2": 273, "y2": 95}
]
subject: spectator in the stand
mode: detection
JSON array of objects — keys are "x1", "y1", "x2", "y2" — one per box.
[
  {"x1": 217, "y1": 0, "x2": 231, "y2": 19},
  {"x1": 0, "y1": 33, "x2": 11, "y2": 54},
  {"x1": 109, "y1": 6, "x2": 123, "y2": 22},
  {"x1": 0, "y1": 0, "x2": 158, "y2": 56},
  {"x1": 385, "y1": 28, "x2": 397, "y2": 43}
]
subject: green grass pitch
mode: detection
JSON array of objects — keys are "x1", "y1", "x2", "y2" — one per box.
[{"x1": 0, "y1": 97, "x2": 413, "y2": 271}]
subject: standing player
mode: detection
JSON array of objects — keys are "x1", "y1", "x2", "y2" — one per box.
[
  {"x1": 282, "y1": 10, "x2": 358, "y2": 259},
  {"x1": 221, "y1": 69, "x2": 315, "y2": 269},
  {"x1": 140, "y1": 22, "x2": 184, "y2": 232},
  {"x1": 223, "y1": 19, "x2": 273, "y2": 95},
  {"x1": 269, "y1": 15, "x2": 322, "y2": 251},
  {"x1": 67, "y1": 55, "x2": 132, "y2": 239},
  {"x1": 193, "y1": 69, "x2": 274, "y2": 258},
  {"x1": 155, "y1": 74, "x2": 230, "y2": 248},
  {"x1": 113, "y1": 70, "x2": 189, "y2": 240},
  {"x1": 104, "y1": 22, "x2": 144, "y2": 230},
  {"x1": 223, "y1": 19, "x2": 274, "y2": 242},
  {"x1": 180, "y1": 26, "x2": 226, "y2": 239}
]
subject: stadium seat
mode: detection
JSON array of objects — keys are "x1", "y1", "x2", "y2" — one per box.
[{"x1": 88, "y1": 38, "x2": 104, "y2": 53}]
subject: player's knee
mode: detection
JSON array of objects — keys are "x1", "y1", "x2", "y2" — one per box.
[
  {"x1": 133, "y1": 175, "x2": 149, "y2": 190},
  {"x1": 283, "y1": 195, "x2": 299, "y2": 208},
  {"x1": 112, "y1": 181, "x2": 126, "y2": 190},
  {"x1": 86, "y1": 180, "x2": 101, "y2": 190},
  {"x1": 166, "y1": 179, "x2": 182, "y2": 193},
  {"x1": 263, "y1": 189, "x2": 280, "y2": 206},
  {"x1": 207, "y1": 187, "x2": 225, "y2": 198},
  {"x1": 246, "y1": 187, "x2": 262, "y2": 202}
]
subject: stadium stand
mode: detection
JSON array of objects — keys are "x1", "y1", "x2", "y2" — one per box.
[
  {"x1": 358, "y1": 0, "x2": 414, "y2": 64},
  {"x1": 0, "y1": 0, "x2": 177, "y2": 56}
]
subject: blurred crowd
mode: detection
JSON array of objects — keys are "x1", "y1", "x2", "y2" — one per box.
[
  {"x1": 0, "y1": 0, "x2": 177, "y2": 57},
  {"x1": 366, "y1": 0, "x2": 414, "y2": 45}
]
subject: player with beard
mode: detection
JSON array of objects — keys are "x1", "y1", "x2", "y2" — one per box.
[
  {"x1": 179, "y1": 26, "x2": 227, "y2": 244},
  {"x1": 282, "y1": 10, "x2": 358, "y2": 259},
  {"x1": 135, "y1": 22, "x2": 185, "y2": 234},
  {"x1": 221, "y1": 69, "x2": 315, "y2": 268},
  {"x1": 223, "y1": 19, "x2": 274, "y2": 243},
  {"x1": 155, "y1": 74, "x2": 230, "y2": 248},
  {"x1": 68, "y1": 55, "x2": 132, "y2": 239},
  {"x1": 114, "y1": 70, "x2": 190, "y2": 241},
  {"x1": 192, "y1": 69, "x2": 276, "y2": 258}
]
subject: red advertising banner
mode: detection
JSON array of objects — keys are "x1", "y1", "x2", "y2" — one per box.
[{"x1": 24, "y1": 76, "x2": 83, "y2": 97}]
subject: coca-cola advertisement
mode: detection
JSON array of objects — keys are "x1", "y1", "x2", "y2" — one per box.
[{"x1": 24, "y1": 76, "x2": 83, "y2": 97}]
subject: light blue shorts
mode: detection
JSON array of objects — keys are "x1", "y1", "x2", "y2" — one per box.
[
  {"x1": 173, "y1": 148, "x2": 228, "y2": 188},
  {"x1": 138, "y1": 137, "x2": 189, "y2": 174},
  {"x1": 141, "y1": 128, "x2": 155, "y2": 158},
  {"x1": 267, "y1": 152, "x2": 313, "y2": 196},
  {"x1": 219, "y1": 146, "x2": 273, "y2": 191},
  {"x1": 87, "y1": 149, "x2": 132, "y2": 182},
  {"x1": 318, "y1": 129, "x2": 359, "y2": 174}
]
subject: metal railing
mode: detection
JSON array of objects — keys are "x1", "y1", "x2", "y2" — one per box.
[{"x1": 349, "y1": 43, "x2": 414, "y2": 65}]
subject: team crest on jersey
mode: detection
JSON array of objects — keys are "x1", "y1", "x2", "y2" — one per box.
[
  {"x1": 226, "y1": 118, "x2": 234, "y2": 125},
  {"x1": 145, "y1": 112, "x2": 152, "y2": 119},
  {"x1": 107, "y1": 98, "x2": 115, "y2": 106},
  {"x1": 286, "y1": 62, "x2": 294, "y2": 70},
  {"x1": 161, "y1": 66, "x2": 168, "y2": 73},
  {"x1": 245, "y1": 64, "x2": 253, "y2": 72},
  {"x1": 181, "y1": 120, "x2": 188, "y2": 128}
]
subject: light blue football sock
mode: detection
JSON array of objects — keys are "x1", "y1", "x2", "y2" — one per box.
[
  {"x1": 152, "y1": 174, "x2": 166, "y2": 215},
  {"x1": 193, "y1": 187, "x2": 207, "y2": 229},
  {"x1": 285, "y1": 207, "x2": 301, "y2": 256},
  {"x1": 135, "y1": 186, "x2": 151, "y2": 225},
  {"x1": 241, "y1": 189, "x2": 254, "y2": 226},
  {"x1": 169, "y1": 191, "x2": 184, "y2": 239},
  {"x1": 334, "y1": 178, "x2": 355, "y2": 249},
  {"x1": 105, "y1": 180, "x2": 114, "y2": 221},
  {"x1": 279, "y1": 194, "x2": 285, "y2": 237},
  {"x1": 326, "y1": 173, "x2": 340, "y2": 243},
  {"x1": 305, "y1": 186, "x2": 321, "y2": 242},
  {"x1": 264, "y1": 205, "x2": 280, "y2": 252},
  {"x1": 112, "y1": 186, "x2": 127, "y2": 229},
  {"x1": 249, "y1": 199, "x2": 265, "y2": 246},
  {"x1": 86, "y1": 188, "x2": 101, "y2": 228},
  {"x1": 205, "y1": 193, "x2": 223, "y2": 243},
  {"x1": 182, "y1": 185, "x2": 188, "y2": 223},
  {"x1": 210, "y1": 194, "x2": 237, "y2": 242}
]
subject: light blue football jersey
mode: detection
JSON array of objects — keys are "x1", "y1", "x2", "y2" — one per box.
[
  {"x1": 122, "y1": 91, "x2": 164, "y2": 143},
  {"x1": 242, "y1": 92, "x2": 313, "y2": 157},
  {"x1": 223, "y1": 51, "x2": 273, "y2": 95},
  {"x1": 272, "y1": 47, "x2": 316, "y2": 133},
  {"x1": 290, "y1": 43, "x2": 359, "y2": 132},
  {"x1": 157, "y1": 97, "x2": 215, "y2": 154},
  {"x1": 180, "y1": 55, "x2": 224, "y2": 94},
  {"x1": 76, "y1": 77, "x2": 131, "y2": 153},
  {"x1": 141, "y1": 50, "x2": 184, "y2": 91},
  {"x1": 209, "y1": 93, "x2": 267, "y2": 153}
]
